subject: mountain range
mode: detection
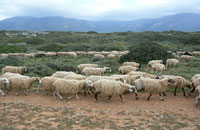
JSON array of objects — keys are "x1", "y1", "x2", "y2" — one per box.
[{"x1": 0, "y1": 13, "x2": 200, "y2": 32}]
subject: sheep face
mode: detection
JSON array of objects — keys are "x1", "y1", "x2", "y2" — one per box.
[
  {"x1": 34, "y1": 77, "x2": 40, "y2": 83},
  {"x1": 22, "y1": 66, "x2": 27, "y2": 72},
  {"x1": 105, "y1": 67, "x2": 111, "y2": 72},
  {"x1": 86, "y1": 80, "x2": 93, "y2": 87},
  {"x1": 128, "y1": 85, "x2": 137, "y2": 93},
  {"x1": 1, "y1": 78, "x2": 9, "y2": 84}
]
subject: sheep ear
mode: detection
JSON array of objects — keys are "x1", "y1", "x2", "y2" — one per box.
[{"x1": 119, "y1": 78, "x2": 126, "y2": 84}]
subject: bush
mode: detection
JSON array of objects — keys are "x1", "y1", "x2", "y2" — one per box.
[
  {"x1": 37, "y1": 43, "x2": 63, "y2": 52},
  {"x1": 0, "y1": 44, "x2": 27, "y2": 53},
  {"x1": 27, "y1": 64, "x2": 54, "y2": 76},
  {"x1": 26, "y1": 37, "x2": 47, "y2": 45},
  {"x1": 119, "y1": 42, "x2": 172, "y2": 64},
  {"x1": 59, "y1": 65, "x2": 76, "y2": 72}
]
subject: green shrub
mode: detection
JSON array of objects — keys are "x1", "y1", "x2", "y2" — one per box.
[
  {"x1": 119, "y1": 42, "x2": 172, "y2": 64},
  {"x1": 37, "y1": 43, "x2": 63, "y2": 52},
  {"x1": 26, "y1": 37, "x2": 47, "y2": 45},
  {"x1": 0, "y1": 44, "x2": 27, "y2": 53},
  {"x1": 63, "y1": 43, "x2": 90, "y2": 51},
  {"x1": 27, "y1": 64, "x2": 54, "y2": 76}
]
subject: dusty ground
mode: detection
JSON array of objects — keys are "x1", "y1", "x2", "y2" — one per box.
[{"x1": 0, "y1": 92, "x2": 200, "y2": 130}]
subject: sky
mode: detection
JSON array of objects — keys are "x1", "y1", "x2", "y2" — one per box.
[{"x1": 0, "y1": 0, "x2": 200, "y2": 21}]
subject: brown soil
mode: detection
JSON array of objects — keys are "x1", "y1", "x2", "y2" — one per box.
[{"x1": 0, "y1": 92, "x2": 200, "y2": 130}]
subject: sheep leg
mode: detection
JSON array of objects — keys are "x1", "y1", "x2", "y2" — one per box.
[
  {"x1": 119, "y1": 95, "x2": 125, "y2": 103},
  {"x1": 159, "y1": 93, "x2": 164, "y2": 101},
  {"x1": 94, "y1": 92, "x2": 100, "y2": 102},
  {"x1": 56, "y1": 92, "x2": 63, "y2": 100},
  {"x1": 188, "y1": 86, "x2": 196, "y2": 96},
  {"x1": 106, "y1": 96, "x2": 112, "y2": 103},
  {"x1": 182, "y1": 88, "x2": 186, "y2": 97},
  {"x1": 188, "y1": 88, "x2": 194, "y2": 96},
  {"x1": 163, "y1": 92, "x2": 166, "y2": 96},
  {"x1": 15, "y1": 92, "x2": 19, "y2": 96},
  {"x1": 36, "y1": 86, "x2": 40, "y2": 95},
  {"x1": 174, "y1": 87, "x2": 178, "y2": 96},
  {"x1": 75, "y1": 94, "x2": 79, "y2": 100},
  {"x1": 135, "y1": 93, "x2": 139, "y2": 100},
  {"x1": 24, "y1": 90, "x2": 28, "y2": 96},
  {"x1": 84, "y1": 89, "x2": 87, "y2": 97},
  {"x1": 147, "y1": 94, "x2": 152, "y2": 101},
  {"x1": 0, "y1": 89, "x2": 5, "y2": 96},
  {"x1": 195, "y1": 96, "x2": 200, "y2": 107},
  {"x1": 53, "y1": 91, "x2": 56, "y2": 99}
]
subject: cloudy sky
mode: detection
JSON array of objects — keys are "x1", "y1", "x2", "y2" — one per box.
[{"x1": 0, "y1": 0, "x2": 200, "y2": 21}]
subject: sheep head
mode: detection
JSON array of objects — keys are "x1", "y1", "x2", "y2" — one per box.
[
  {"x1": 128, "y1": 85, "x2": 137, "y2": 94},
  {"x1": 86, "y1": 80, "x2": 93, "y2": 88},
  {"x1": 104, "y1": 67, "x2": 111, "y2": 72},
  {"x1": 33, "y1": 77, "x2": 40, "y2": 83},
  {"x1": 1, "y1": 78, "x2": 9, "y2": 84},
  {"x1": 119, "y1": 78, "x2": 126, "y2": 84},
  {"x1": 21, "y1": 66, "x2": 27, "y2": 72}
]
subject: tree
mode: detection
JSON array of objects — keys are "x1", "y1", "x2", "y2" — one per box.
[{"x1": 119, "y1": 42, "x2": 172, "y2": 64}]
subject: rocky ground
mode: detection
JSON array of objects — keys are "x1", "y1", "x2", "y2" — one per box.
[{"x1": 0, "y1": 92, "x2": 200, "y2": 130}]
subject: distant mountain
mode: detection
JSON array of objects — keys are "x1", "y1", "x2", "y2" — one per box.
[{"x1": 0, "y1": 13, "x2": 200, "y2": 32}]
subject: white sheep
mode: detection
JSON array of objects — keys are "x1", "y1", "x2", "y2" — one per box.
[
  {"x1": 127, "y1": 71, "x2": 157, "y2": 79},
  {"x1": 64, "y1": 74, "x2": 86, "y2": 80},
  {"x1": 52, "y1": 79, "x2": 93, "y2": 100},
  {"x1": 8, "y1": 76, "x2": 40, "y2": 96},
  {"x1": 191, "y1": 74, "x2": 200, "y2": 81},
  {"x1": 86, "y1": 75, "x2": 108, "y2": 83},
  {"x1": 94, "y1": 54, "x2": 104, "y2": 59},
  {"x1": 93, "y1": 79, "x2": 137, "y2": 103},
  {"x1": 107, "y1": 54, "x2": 118, "y2": 59},
  {"x1": 76, "y1": 51, "x2": 87, "y2": 55},
  {"x1": 82, "y1": 67, "x2": 111, "y2": 76},
  {"x1": 51, "y1": 71, "x2": 76, "y2": 78},
  {"x1": 1, "y1": 72, "x2": 22, "y2": 79},
  {"x1": 109, "y1": 75, "x2": 141, "y2": 85},
  {"x1": 159, "y1": 75, "x2": 192, "y2": 96},
  {"x1": 148, "y1": 60, "x2": 163, "y2": 67},
  {"x1": 180, "y1": 55, "x2": 194, "y2": 61},
  {"x1": 37, "y1": 76, "x2": 60, "y2": 95},
  {"x1": 133, "y1": 77, "x2": 174, "y2": 101},
  {"x1": 166, "y1": 59, "x2": 179, "y2": 67},
  {"x1": 0, "y1": 78, "x2": 9, "y2": 96},
  {"x1": 192, "y1": 51, "x2": 200, "y2": 56},
  {"x1": 151, "y1": 63, "x2": 166, "y2": 72},
  {"x1": 189, "y1": 77, "x2": 200, "y2": 96},
  {"x1": 23, "y1": 53, "x2": 35, "y2": 58},
  {"x1": 122, "y1": 62, "x2": 140, "y2": 68},
  {"x1": 0, "y1": 54, "x2": 8, "y2": 58},
  {"x1": 77, "y1": 64, "x2": 98, "y2": 72},
  {"x1": 2, "y1": 66, "x2": 27, "y2": 74},
  {"x1": 57, "y1": 52, "x2": 77, "y2": 57},
  {"x1": 118, "y1": 66, "x2": 139, "y2": 74},
  {"x1": 45, "y1": 52, "x2": 57, "y2": 57}
]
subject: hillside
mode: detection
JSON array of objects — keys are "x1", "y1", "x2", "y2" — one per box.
[{"x1": 0, "y1": 13, "x2": 200, "y2": 32}]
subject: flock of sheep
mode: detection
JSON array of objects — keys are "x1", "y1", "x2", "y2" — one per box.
[
  {"x1": 0, "y1": 50, "x2": 129, "y2": 59},
  {"x1": 0, "y1": 50, "x2": 200, "y2": 107}
]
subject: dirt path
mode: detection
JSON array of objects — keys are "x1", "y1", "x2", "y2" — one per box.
[{"x1": 0, "y1": 92, "x2": 200, "y2": 129}]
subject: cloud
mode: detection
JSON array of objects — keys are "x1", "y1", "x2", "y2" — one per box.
[{"x1": 0, "y1": 0, "x2": 200, "y2": 20}]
